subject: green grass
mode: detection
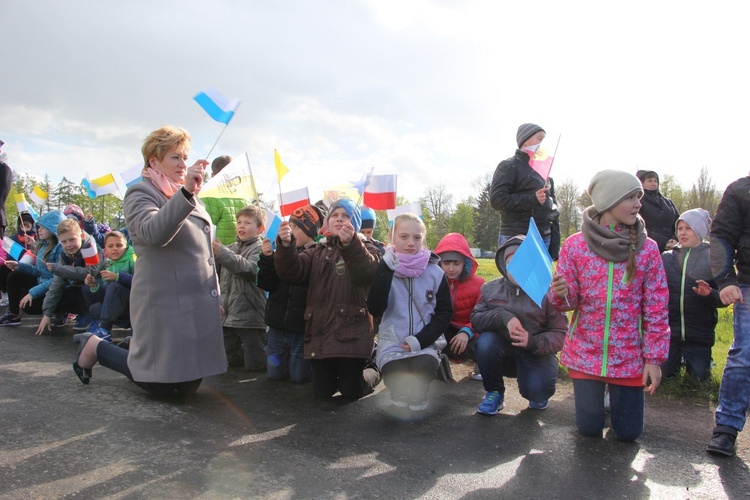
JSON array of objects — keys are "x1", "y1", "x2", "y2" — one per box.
[{"x1": 474, "y1": 258, "x2": 733, "y2": 403}]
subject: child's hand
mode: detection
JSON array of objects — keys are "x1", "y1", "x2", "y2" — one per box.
[
  {"x1": 665, "y1": 238, "x2": 678, "y2": 250},
  {"x1": 720, "y1": 285, "x2": 743, "y2": 305},
  {"x1": 551, "y1": 273, "x2": 568, "y2": 299},
  {"x1": 211, "y1": 239, "x2": 222, "y2": 255},
  {"x1": 401, "y1": 342, "x2": 411, "y2": 352},
  {"x1": 450, "y1": 330, "x2": 469, "y2": 355},
  {"x1": 261, "y1": 238, "x2": 273, "y2": 256},
  {"x1": 382, "y1": 248, "x2": 400, "y2": 270},
  {"x1": 84, "y1": 274, "x2": 96, "y2": 287},
  {"x1": 693, "y1": 280, "x2": 712, "y2": 297},
  {"x1": 5, "y1": 260, "x2": 18, "y2": 270},
  {"x1": 23, "y1": 235, "x2": 35, "y2": 245},
  {"x1": 84, "y1": 213, "x2": 94, "y2": 222},
  {"x1": 643, "y1": 363, "x2": 662, "y2": 395},
  {"x1": 35, "y1": 316, "x2": 52, "y2": 335},
  {"x1": 338, "y1": 222, "x2": 355, "y2": 246},
  {"x1": 507, "y1": 317, "x2": 529, "y2": 348},
  {"x1": 100, "y1": 270, "x2": 117, "y2": 282},
  {"x1": 19, "y1": 294, "x2": 33, "y2": 309},
  {"x1": 278, "y1": 221, "x2": 293, "y2": 247},
  {"x1": 46, "y1": 262, "x2": 55, "y2": 272}
]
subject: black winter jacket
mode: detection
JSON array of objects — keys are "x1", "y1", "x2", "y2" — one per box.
[
  {"x1": 257, "y1": 244, "x2": 313, "y2": 334},
  {"x1": 639, "y1": 189, "x2": 679, "y2": 252},
  {"x1": 662, "y1": 243, "x2": 725, "y2": 347},
  {"x1": 490, "y1": 150, "x2": 554, "y2": 238},
  {"x1": 711, "y1": 175, "x2": 750, "y2": 289}
]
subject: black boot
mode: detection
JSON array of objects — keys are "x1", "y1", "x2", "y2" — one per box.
[{"x1": 707, "y1": 425, "x2": 738, "y2": 457}]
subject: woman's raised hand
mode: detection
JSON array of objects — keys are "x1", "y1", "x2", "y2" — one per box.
[{"x1": 184, "y1": 159, "x2": 209, "y2": 195}]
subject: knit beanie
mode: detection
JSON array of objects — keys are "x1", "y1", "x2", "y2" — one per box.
[
  {"x1": 63, "y1": 204, "x2": 85, "y2": 230},
  {"x1": 328, "y1": 198, "x2": 362, "y2": 233},
  {"x1": 438, "y1": 251, "x2": 463, "y2": 262},
  {"x1": 636, "y1": 169, "x2": 660, "y2": 184},
  {"x1": 588, "y1": 170, "x2": 643, "y2": 214},
  {"x1": 516, "y1": 123, "x2": 545, "y2": 148},
  {"x1": 677, "y1": 208, "x2": 711, "y2": 241},
  {"x1": 360, "y1": 206, "x2": 376, "y2": 230},
  {"x1": 289, "y1": 204, "x2": 324, "y2": 240},
  {"x1": 20, "y1": 211, "x2": 35, "y2": 225}
]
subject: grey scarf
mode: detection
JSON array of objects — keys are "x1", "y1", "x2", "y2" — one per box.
[{"x1": 581, "y1": 206, "x2": 647, "y2": 262}]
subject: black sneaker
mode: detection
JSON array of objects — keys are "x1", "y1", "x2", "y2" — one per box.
[
  {"x1": 707, "y1": 426, "x2": 738, "y2": 457},
  {"x1": 51, "y1": 313, "x2": 68, "y2": 328},
  {"x1": 0, "y1": 312, "x2": 21, "y2": 326}
]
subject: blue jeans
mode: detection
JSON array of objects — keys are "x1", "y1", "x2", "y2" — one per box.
[
  {"x1": 662, "y1": 341, "x2": 712, "y2": 381},
  {"x1": 266, "y1": 327, "x2": 311, "y2": 383},
  {"x1": 572, "y1": 379, "x2": 644, "y2": 441},
  {"x1": 475, "y1": 331, "x2": 558, "y2": 403},
  {"x1": 82, "y1": 281, "x2": 130, "y2": 330},
  {"x1": 715, "y1": 284, "x2": 750, "y2": 431}
]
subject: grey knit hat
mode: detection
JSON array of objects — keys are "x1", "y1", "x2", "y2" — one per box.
[
  {"x1": 677, "y1": 208, "x2": 711, "y2": 242},
  {"x1": 588, "y1": 170, "x2": 644, "y2": 214},
  {"x1": 516, "y1": 123, "x2": 545, "y2": 148},
  {"x1": 438, "y1": 251, "x2": 463, "y2": 262}
]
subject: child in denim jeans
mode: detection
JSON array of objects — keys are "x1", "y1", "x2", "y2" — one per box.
[{"x1": 550, "y1": 170, "x2": 669, "y2": 442}]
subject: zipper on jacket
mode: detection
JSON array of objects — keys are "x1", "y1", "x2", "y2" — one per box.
[
  {"x1": 600, "y1": 261, "x2": 615, "y2": 377},
  {"x1": 679, "y1": 248, "x2": 691, "y2": 342},
  {"x1": 408, "y1": 278, "x2": 414, "y2": 336}
]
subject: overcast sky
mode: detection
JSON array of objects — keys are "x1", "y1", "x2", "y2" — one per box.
[{"x1": 3, "y1": 0, "x2": 749, "y2": 207}]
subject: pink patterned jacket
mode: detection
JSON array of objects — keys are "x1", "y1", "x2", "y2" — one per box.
[{"x1": 548, "y1": 232, "x2": 670, "y2": 379}]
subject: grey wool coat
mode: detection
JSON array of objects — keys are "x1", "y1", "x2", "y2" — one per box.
[{"x1": 123, "y1": 178, "x2": 226, "y2": 383}]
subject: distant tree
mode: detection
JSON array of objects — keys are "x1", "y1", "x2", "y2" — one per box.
[
  {"x1": 422, "y1": 184, "x2": 453, "y2": 248},
  {"x1": 659, "y1": 174, "x2": 688, "y2": 213},
  {"x1": 473, "y1": 175, "x2": 501, "y2": 251},
  {"x1": 687, "y1": 166, "x2": 720, "y2": 216},
  {"x1": 448, "y1": 199, "x2": 476, "y2": 246},
  {"x1": 556, "y1": 178, "x2": 583, "y2": 239}
]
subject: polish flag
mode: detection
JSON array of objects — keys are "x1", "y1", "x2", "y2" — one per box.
[
  {"x1": 81, "y1": 244, "x2": 100, "y2": 266},
  {"x1": 278, "y1": 187, "x2": 310, "y2": 217},
  {"x1": 364, "y1": 174, "x2": 397, "y2": 210}
]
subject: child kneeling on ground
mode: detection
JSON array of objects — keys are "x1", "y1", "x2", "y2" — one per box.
[
  {"x1": 472, "y1": 236, "x2": 567, "y2": 415},
  {"x1": 367, "y1": 213, "x2": 453, "y2": 411}
]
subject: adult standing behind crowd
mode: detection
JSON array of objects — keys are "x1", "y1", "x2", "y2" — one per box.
[
  {"x1": 72, "y1": 126, "x2": 226, "y2": 396},
  {"x1": 491, "y1": 123, "x2": 558, "y2": 251},
  {"x1": 636, "y1": 170, "x2": 680, "y2": 252},
  {"x1": 0, "y1": 140, "x2": 14, "y2": 240},
  {"x1": 203, "y1": 155, "x2": 256, "y2": 245}
]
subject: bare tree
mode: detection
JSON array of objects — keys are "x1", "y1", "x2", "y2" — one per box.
[
  {"x1": 556, "y1": 178, "x2": 583, "y2": 239},
  {"x1": 688, "y1": 166, "x2": 720, "y2": 215},
  {"x1": 422, "y1": 184, "x2": 453, "y2": 247}
]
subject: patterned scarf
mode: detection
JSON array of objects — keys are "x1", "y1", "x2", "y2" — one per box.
[{"x1": 392, "y1": 246, "x2": 431, "y2": 278}]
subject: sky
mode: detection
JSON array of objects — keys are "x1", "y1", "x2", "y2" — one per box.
[{"x1": 3, "y1": 0, "x2": 749, "y2": 208}]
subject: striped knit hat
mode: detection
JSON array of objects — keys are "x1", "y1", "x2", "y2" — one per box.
[{"x1": 516, "y1": 123, "x2": 545, "y2": 148}]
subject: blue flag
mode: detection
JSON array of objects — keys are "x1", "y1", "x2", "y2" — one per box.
[
  {"x1": 193, "y1": 87, "x2": 241, "y2": 125},
  {"x1": 506, "y1": 218, "x2": 553, "y2": 308}
]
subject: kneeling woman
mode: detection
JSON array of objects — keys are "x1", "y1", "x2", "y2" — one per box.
[{"x1": 73, "y1": 126, "x2": 226, "y2": 396}]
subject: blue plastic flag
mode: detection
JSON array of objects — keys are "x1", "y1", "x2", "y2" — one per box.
[
  {"x1": 264, "y1": 209, "x2": 282, "y2": 249},
  {"x1": 506, "y1": 218, "x2": 553, "y2": 308},
  {"x1": 193, "y1": 87, "x2": 241, "y2": 125}
]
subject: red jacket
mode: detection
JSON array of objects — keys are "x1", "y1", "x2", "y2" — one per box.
[{"x1": 434, "y1": 233, "x2": 485, "y2": 333}]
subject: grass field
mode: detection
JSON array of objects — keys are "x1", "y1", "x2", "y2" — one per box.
[{"x1": 473, "y1": 258, "x2": 733, "y2": 402}]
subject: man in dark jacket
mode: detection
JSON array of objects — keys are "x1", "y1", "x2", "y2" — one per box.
[
  {"x1": 707, "y1": 173, "x2": 750, "y2": 457},
  {"x1": 491, "y1": 123, "x2": 556, "y2": 250},
  {"x1": 636, "y1": 170, "x2": 680, "y2": 252},
  {"x1": 0, "y1": 140, "x2": 14, "y2": 240}
]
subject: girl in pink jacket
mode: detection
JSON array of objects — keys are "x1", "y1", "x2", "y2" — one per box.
[{"x1": 549, "y1": 170, "x2": 669, "y2": 442}]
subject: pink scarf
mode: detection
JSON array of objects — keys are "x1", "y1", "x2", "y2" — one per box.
[
  {"x1": 141, "y1": 167, "x2": 182, "y2": 199},
  {"x1": 391, "y1": 246, "x2": 431, "y2": 278}
]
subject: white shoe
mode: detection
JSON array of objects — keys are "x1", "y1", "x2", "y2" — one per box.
[
  {"x1": 470, "y1": 371, "x2": 483, "y2": 381},
  {"x1": 0, "y1": 292, "x2": 8, "y2": 307}
]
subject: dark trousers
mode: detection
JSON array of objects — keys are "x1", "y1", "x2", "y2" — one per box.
[
  {"x1": 311, "y1": 357, "x2": 380, "y2": 399},
  {"x1": 572, "y1": 379, "x2": 644, "y2": 442},
  {"x1": 96, "y1": 341, "x2": 202, "y2": 396},
  {"x1": 82, "y1": 282, "x2": 131, "y2": 330},
  {"x1": 475, "y1": 330, "x2": 559, "y2": 403},
  {"x1": 0, "y1": 265, "x2": 11, "y2": 293},
  {"x1": 7, "y1": 271, "x2": 86, "y2": 316},
  {"x1": 662, "y1": 340, "x2": 712, "y2": 381}
]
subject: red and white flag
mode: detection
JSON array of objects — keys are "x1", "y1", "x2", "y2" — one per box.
[
  {"x1": 364, "y1": 174, "x2": 397, "y2": 210},
  {"x1": 80, "y1": 244, "x2": 100, "y2": 266},
  {"x1": 278, "y1": 187, "x2": 310, "y2": 217}
]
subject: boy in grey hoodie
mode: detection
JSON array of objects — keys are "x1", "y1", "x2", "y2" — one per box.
[{"x1": 471, "y1": 235, "x2": 568, "y2": 415}]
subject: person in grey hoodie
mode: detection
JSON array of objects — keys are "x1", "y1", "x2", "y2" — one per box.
[{"x1": 472, "y1": 235, "x2": 568, "y2": 415}]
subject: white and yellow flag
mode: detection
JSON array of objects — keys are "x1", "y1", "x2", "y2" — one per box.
[{"x1": 199, "y1": 153, "x2": 258, "y2": 202}]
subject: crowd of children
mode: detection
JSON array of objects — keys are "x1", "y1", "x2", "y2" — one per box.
[{"x1": 2, "y1": 144, "x2": 746, "y2": 456}]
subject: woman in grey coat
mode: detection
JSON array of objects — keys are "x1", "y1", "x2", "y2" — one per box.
[{"x1": 72, "y1": 126, "x2": 226, "y2": 396}]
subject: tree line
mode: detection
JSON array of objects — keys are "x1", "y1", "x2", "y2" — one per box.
[{"x1": 5, "y1": 167, "x2": 724, "y2": 252}]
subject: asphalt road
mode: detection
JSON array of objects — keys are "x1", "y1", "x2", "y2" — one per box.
[{"x1": 1, "y1": 319, "x2": 749, "y2": 499}]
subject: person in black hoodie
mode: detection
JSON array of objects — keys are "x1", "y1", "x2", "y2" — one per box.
[
  {"x1": 636, "y1": 170, "x2": 679, "y2": 252},
  {"x1": 491, "y1": 123, "x2": 557, "y2": 251}
]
